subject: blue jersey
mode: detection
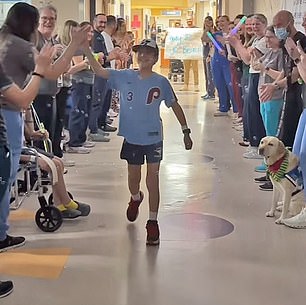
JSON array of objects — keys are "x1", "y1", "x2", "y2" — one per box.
[{"x1": 108, "y1": 69, "x2": 177, "y2": 145}]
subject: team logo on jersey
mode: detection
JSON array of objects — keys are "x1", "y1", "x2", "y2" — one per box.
[{"x1": 146, "y1": 87, "x2": 161, "y2": 105}]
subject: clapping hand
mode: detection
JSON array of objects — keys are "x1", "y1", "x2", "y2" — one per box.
[
  {"x1": 228, "y1": 54, "x2": 239, "y2": 63},
  {"x1": 227, "y1": 34, "x2": 240, "y2": 47},
  {"x1": 53, "y1": 44, "x2": 64, "y2": 57},
  {"x1": 284, "y1": 37, "x2": 300, "y2": 60},
  {"x1": 252, "y1": 60, "x2": 264, "y2": 72},
  {"x1": 259, "y1": 83, "x2": 275, "y2": 102},
  {"x1": 297, "y1": 40, "x2": 306, "y2": 65},
  {"x1": 35, "y1": 43, "x2": 55, "y2": 74},
  {"x1": 70, "y1": 25, "x2": 91, "y2": 47},
  {"x1": 109, "y1": 47, "x2": 122, "y2": 61}
]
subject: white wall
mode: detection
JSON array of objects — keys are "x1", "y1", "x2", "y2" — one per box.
[{"x1": 253, "y1": 0, "x2": 283, "y2": 23}]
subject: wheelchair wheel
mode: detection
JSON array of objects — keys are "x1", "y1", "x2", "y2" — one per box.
[
  {"x1": 48, "y1": 191, "x2": 74, "y2": 205},
  {"x1": 173, "y1": 74, "x2": 178, "y2": 82},
  {"x1": 35, "y1": 206, "x2": 63, "y2": 232}
]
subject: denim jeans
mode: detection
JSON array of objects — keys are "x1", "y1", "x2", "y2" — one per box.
[
  {"x1": 0, "y1": 144, "x2": 11, "y2": 240},
  {"x1": 0, "y1": 110, "x2": 23, "y2": 240},
  {"x1": 293, "y1": 109, "x2": 306, "y2": 199},
  {"x1": 98, "y1": 88, "x2": 112, "y2": 128},
  {"x1": 244, "y1": 73, "x2": 266, "y2": 147},
  {"x1": 68, "y1": 80, "x2": 92, "y2": 147},
  {"x1": 279, "y1": 84, "x2": 303, "y2": 147},
  {"x1": 0, "y1": 145, "x2": 10, "y2": 201},
  {"x1": 203, "y1": 57, "x2": 215, "y2": 97},
  {"x1": 89, "y1": 77, "x2": 107, "y2": 134}
]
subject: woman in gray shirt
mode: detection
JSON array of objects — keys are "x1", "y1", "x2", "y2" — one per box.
[{"x1": 255, "y1": 26, "x2": 284, "y2": 136}]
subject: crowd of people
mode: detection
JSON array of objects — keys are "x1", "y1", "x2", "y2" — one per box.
[
  {"x1": 0, "y1": 2, "x2": 192, "y2": 297},
  {"x1": 2, "y1": 0, "x2": 306, "y2": 299},
  {"x1": 199, "y1": 12, "x2": 306, "y2": 211}
]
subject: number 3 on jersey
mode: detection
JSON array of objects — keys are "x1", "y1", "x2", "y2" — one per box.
[{"x1": 127, "y1": 91, "x2": 133, "y2": 102}]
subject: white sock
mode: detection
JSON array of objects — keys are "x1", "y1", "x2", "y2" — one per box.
[
  {"x1": 131, "y1": 192, "x2": 140, "y2": 201},
  {"x1": 149, "y1": 211, "x2": 158, "y2": 221}
]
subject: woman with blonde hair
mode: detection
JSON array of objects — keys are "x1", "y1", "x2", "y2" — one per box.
[
  {"x1": 113, "y1": 17, "x2": 133, "y2": 69},
  {"x1": 55, "y1": 20, "x2": 80, "y2": 145}
]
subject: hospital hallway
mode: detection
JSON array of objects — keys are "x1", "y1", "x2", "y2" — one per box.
[{"x1": 2, "y1": 82, "x2": 306, "y2": 305}]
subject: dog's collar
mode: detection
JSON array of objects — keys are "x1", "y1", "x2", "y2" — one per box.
[{"x1": 268, "y1": 151, "x2": 289, "y2": 182}]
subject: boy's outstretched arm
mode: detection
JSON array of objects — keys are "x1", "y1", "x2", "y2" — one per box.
[
  {"x1": 83, "y1": 46, "x2": 110, "y2": 79},
  {"x1": 171, "y1": 101, "x2": 193, "y2": 150}
]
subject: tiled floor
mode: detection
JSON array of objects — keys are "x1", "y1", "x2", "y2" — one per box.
[{"x1": 2, "y1": 81, "x2": 306, "y2": 305}]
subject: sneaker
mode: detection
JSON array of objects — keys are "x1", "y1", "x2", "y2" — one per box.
[
  {"x1": 0, "y1": 235, "x2": 25, "y2": 253},
  {"x1": 74, "y1": 201, "x2": 91, "y2": 216},
  {"x1": 66, "y1": 146, "x2": 91, "y2": 154},
  {"x1": 126, "y1": 191, "x2": 144, "y2": 222},
  {"x1": 283, "y1": 208, "x2": 306, "y2": 228},
  {"x1": 233, "y1": 117, "x2": 243, "y2": 124},
  {"x1": 232, "y1": 113, "x2": 239, "y2": 120},
  {"x1": 243, "y1": 149, "x2": 263, "y2": 159},
  {"x1": 106, "y1": 117, "x2": 114, "y2": 125},
  {"x1": 201, "y1": 94, "x2": 215, "y2": 100},
  {"x1": 102, "y1": 124, "x2": 117, "y2": 132},
  {"x1": 254, "y1": 175, "x2": 270, "y2": 183},
  {"x1": 259, "y1": 181, "x2": 273, "y2": 191},
  {"x1": 232, "y1": 122, "x2": 242, "y2": 128},
  {"x1": 88, "y1": 133, "x2": 110, "y2": 142},
  {"x1": 201, "y1": 94, "x2": 209, "y2": 99},
  {"x1": 82, "y1": 141, "x2": 96, "y2": 148},
  {"x1": 108, "y1": 109, "x2": 119, "y2": 117},
  {"x1": 57, "y1": 205, "x2": 82, "y2": 219},
  {"x1": 254, "y1": 163, "x2": 267, "y2": 173},
  {"x1": 213, "y1": 110, "x2": 228, "y2": 117},
  {"x1": 239, "y1": 141, "x2": 249, "y2": 147},
  {"x1": 146, "y1": 220, "x2": 160, "y2": 245},
  {"x1": 97, "y1": 129, "x2": 110, "y2": 136},
  {"x1": 234, "y1": 125, "x2": 243, "y2": 131},
  {"x1": 0, "y1": 281, "x2": 13, "y2": 298}
]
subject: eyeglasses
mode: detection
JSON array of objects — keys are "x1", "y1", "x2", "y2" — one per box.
[{"x1": 40, "y1": 16, "x2": 56, "y2": 22}]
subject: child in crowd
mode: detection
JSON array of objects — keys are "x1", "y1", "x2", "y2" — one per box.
[{"x1": 83, "y1": 38, "x2": 193, "y2": 245}]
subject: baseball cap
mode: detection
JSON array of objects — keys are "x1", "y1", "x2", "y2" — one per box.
[{"x1": 132, "y1": 39, "x2": 159, "y2": 54}]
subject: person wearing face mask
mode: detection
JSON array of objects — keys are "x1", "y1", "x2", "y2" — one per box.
[{"x1": 260, "y1": 10, "x2": 305, "y2": 149}]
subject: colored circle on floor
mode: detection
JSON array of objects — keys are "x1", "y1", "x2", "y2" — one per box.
[
  {"x1": 161, "y1": 213, "x2": 234, "y2": 241},
  {"x1": 165, "y1": 153, "x2": 214, "y2": 164}
]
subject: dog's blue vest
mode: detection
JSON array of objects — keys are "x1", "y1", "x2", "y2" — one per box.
[
  {"x1": 285, "y1": 167, "x2": 304, "y2": 196},
  {"x1": 268, "y1": 149, "x2": 304, "y2": 196}
]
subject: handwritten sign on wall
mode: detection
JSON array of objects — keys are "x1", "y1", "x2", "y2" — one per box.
[
  {"x1": 282, "y1": 0, "x2": 306, "y2": 32},
  {"x1": 165, "y1": 28, "x2": 202, "y2": 60}
]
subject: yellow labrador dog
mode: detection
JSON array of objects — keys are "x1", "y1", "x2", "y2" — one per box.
[{"x1": 258, "y1": 136, "x2": 302, "y2": 224}]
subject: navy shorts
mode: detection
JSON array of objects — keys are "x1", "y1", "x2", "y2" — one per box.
[{"x1": 120, "y1": 140, "x2": 163, "y2": 165}]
